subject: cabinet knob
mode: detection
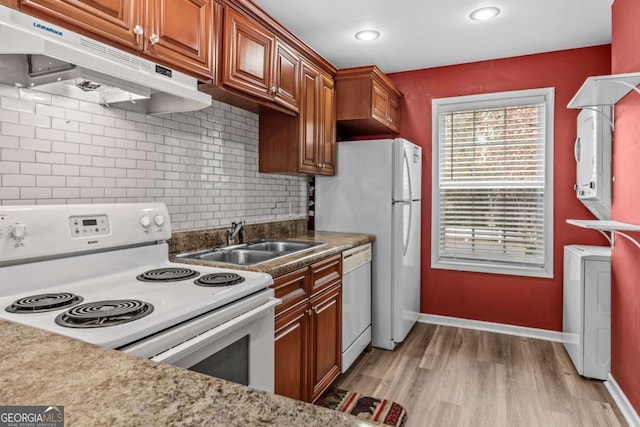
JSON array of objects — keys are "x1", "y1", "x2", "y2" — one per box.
[
  {"x1": 149, "y1": 33, "x2": 159, "y2": 44},
  {"x1": 270, "y1": 86, "x2": 278, "y2": 94},
  {"x1": 133, "y1": 25, "x2": 144, "y2": 36}
]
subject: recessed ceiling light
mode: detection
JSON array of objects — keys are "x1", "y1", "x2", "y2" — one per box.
[
  {"x1": 469, "y1": 6, "x2": 501, "y2": 21},
  {"x1": 355, "y1": 30, "x2": 380, "y2": 41}
]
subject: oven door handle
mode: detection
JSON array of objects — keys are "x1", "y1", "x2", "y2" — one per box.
[{"x1": 150, "y1": 297, "x2": 281, "y2": 363}]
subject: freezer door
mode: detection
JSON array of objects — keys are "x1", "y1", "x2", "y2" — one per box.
[
  {"x1": 391, "y1": 199, "x2": 421, "y2": 344},
  {"x1": 393, "y1": 139, "x2": 422, "y2": 202}
]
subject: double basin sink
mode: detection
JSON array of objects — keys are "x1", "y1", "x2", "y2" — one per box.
[{"x1": 172, "y1": 239, "x2": 325, "y2": 266}]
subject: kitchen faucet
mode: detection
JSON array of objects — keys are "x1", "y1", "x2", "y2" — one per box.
[{"x1": 227, "y1": 220, "x2": 245, "y2": 246}]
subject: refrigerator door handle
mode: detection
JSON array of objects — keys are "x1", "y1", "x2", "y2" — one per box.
[
  {"x1": 403, "y1": 201, "x2": 412, "y2": 256},
  {"x1": 403, "y1": 150, "x2": 413, "y2": 256}
]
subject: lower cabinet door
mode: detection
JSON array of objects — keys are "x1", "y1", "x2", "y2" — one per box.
[
  {"x1": 309, "y1": 283, "x2": 342, "y2": 402},
  {"x1": 274, "y1": 301, "x2": 308, "y2": 401}
]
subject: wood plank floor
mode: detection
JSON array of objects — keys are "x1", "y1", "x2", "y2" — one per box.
[{"x1": 333, "y1": 323, "x2": 626, "y2": 427}]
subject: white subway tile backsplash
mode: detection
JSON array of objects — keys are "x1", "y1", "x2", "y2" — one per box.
[
  {"x1": 1, "y1": 97, "x2": 35, "y2": 114},
  {"x1": 52, "y1": 187, "x2": 80, "y2": 198},
  {"x1": 21, "y1": 163, "x2": 52, "y2": 176},
  {"x1": 0, "y1": 187, "x2": 19, "y2": 199},
  {"x1": 91, "y1": 136, "x2": 115, "y2": 148},
  {"x1": 51, "y1": 95, "x2": 79, "y2": 109},
  {"x1": 37, "y1": 175, "x2": 66, "y2": 187},
  {"x1": 0, "y1": 109, "x2": 19, "y2": 124},
  {"x1": 2, "y1": 148, "x2": 35, "y2": 162},
  {"x1": 35, "y1": 104, "x2": 65, "y2": 119},
  {"x1": 65, "y1": 109, "x2": 92, "y2": 123},
  {"x1": 52, "y1": 164, "x2": 79, "y2": 176},
  {"x1": 21, "y1": 187, "x2": 52, "y2": 199},
  {"x1": 79, "y1": 166, "x2": 104, "y2": 177},
  {"x1": 35, "y1": 128, "x2": 65, "y2": 141},
  {"x1": 20, "y1": 138, "x2": 51, "y2": 152},
  {"x1": 51, "y1": 118, "x2": 80, "y2": 132},
  {"x1": 0, "y1": 136, "x2": 19, "y2": 149},
  {"x1": 0, "y1": 84, "x2": 308, "y2": 230},
  {"x1": 91, "y1": 114, "x2": 116, "y2": 127},
  {"x1": 79, "y1": 123, "x2": 104, "y2": 136},
  {"x1": 65, "y1": 154, "x2": 92, "y2": 166},
  {"x1": 20, "y1": 90, "x2": 51, "y2": 105},
  {"x1": 2, "y1": 123, "x2": 35, "y2": 138},
  {"x1": 79, "y1": 144, "x2": 104, "y2": 156},
  {"x1": 92, "y1": 157, "x2": 115, "y2": 168},
  {"x1": 80, "y1": 187, "x2": 104, "y2": 198},
  {"x1": 4, "y1": 174, "x2": 35, "y2": 186}
]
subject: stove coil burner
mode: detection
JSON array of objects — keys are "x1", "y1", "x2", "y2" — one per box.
[
  {"x1": 5, "y1": 293, "x2": 84, "y2": 313},
  {"x1": 136, "y1": 267, "x2": 200, "y2": 282},
  {"x1": 55, "y1": 300, "x2": 154, "y2": 328},
  {"x1": 195, "y1": 273, "x2": 245, "y2": 287}
]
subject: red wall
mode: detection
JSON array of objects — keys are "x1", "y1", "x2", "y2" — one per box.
[
  {"x1": 610, "y1": 0, "x2": 640, "y2": 413},
  {"x1": 388, "y1": 45, "x2": 611, "y2": 330}
]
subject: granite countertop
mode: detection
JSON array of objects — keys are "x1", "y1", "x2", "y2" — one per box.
[
  {"x1": 0, "y1": 320, "x2": 372, "y2": 426},
  {"x1": 171, "y1": 231, "x2": 375, "y2": 277}
]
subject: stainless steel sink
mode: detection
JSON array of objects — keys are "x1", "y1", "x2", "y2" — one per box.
[
  {"x1": 172, "y1": 239, "x2": 325, "y2": 266},
  {"x1": 197, "y1": 249, "x2": 280, "y2": 265},
  {"x1": 245, "y1": 240, "x2": 320, "y2": 252}
]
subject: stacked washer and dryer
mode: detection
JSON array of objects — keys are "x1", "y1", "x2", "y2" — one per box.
[{"x1": 563, "y1": 106, "x2": 612, "y2": 380}]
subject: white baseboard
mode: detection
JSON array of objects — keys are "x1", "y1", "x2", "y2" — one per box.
[
  {"x1": 605, "y1": 374, "x2": 640, "y2": 427},
  {"x1": 417, "y1": 313, "x2": 564, "y2": 342}
]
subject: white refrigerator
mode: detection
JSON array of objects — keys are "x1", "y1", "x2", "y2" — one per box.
[{"x1": 315, "y1": 138, "x2": 422, "y2": 350}]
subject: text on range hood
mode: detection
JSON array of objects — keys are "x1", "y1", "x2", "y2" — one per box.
[{"x1": 0, "y1": 5, "x2": 211, "y2": 115}]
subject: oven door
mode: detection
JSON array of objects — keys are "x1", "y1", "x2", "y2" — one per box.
[{"x1": 150, "y1": 297, "x2": 280, "y2": 392}]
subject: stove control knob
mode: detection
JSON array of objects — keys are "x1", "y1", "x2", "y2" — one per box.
[
  {"x1": 9, "y1": 224, "x2": 27, "y2": 242},
  {"x1": 154, "y1": 215, "x2": 165, "y2": 227},
  {"x1": 140, "y1": 215, "x2": 151, "y2": 228}
]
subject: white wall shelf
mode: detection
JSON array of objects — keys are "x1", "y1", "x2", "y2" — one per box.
[
  {"x1": 568, "y1": 72, "x2": 640, "y2": 109},
  {"x1": 567, "y1": 219, "x2": 640, "y2": 249}
]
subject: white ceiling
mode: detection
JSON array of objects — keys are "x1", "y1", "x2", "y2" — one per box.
[{"x1": 252, "y1": 0, "x2": 613, "y2": 74}]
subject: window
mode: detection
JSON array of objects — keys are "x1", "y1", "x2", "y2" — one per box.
[{"x1": 431, "y1": 88, "x2": 554, "y2": 278}]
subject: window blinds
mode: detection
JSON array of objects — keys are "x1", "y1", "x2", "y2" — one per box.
[{"x1": 437, "y1": 102, "x2": 546, "y2": 268}]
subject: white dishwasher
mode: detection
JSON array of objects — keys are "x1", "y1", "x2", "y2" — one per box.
[{"x1": 341, "y1": 243, "x2": 372, "y2": 373}]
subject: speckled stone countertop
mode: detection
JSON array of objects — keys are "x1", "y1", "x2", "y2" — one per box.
[
  {"x1": 0, "y1": 320, "x2": 372, "y2": 426},
  {"x1": 170, "y1": 231, "x2": 375, "y2": 277}
]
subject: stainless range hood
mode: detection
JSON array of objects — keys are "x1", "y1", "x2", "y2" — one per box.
[{"x1": 0, "y1": 5, "x2": 211, "y2": 114}]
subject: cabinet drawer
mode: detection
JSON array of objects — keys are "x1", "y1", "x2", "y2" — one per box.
[
  {"x1": 309, "y1": 254, "x2": 341, "y2": 296},
  {"x1": 271, "y1": 266, "x2": 308, "y2": 315}
]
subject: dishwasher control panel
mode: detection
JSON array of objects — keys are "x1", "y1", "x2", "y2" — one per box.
[{"x1": 342, "y1": 243, "x2": 372, "y2": 274}]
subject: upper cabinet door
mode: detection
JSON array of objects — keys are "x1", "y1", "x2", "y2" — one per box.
[
  {"x1": 371, "y1": 81, "x2": 390, "y2": 126},
  {"x1": 222, "y1": 7, "x2": 274, "y2": 101},
  {"x1": 318, "y1": 73, "x2": 336, "y2": 176},
  {"x1": 145, "y1": 0, "x2": 214, "y2": 81},
  {"x1": 273, "y1": 40, "x2": 300, "y2": 113},
  {"x1": 387, "y1": 93, "x2": 401, "y2": 133},
  {"x1": 298, "y1": 63, "x2": 320, "y2": 174},
  {"x1": 21, "y1": 0, "x2": 144, "y2": 51}
]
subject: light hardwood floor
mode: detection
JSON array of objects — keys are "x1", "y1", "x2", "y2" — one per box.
[{"x1": 333, "y1": 323, "x2": 626, "y2": 427}]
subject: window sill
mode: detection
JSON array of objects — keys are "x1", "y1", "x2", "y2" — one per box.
[{"x1": 432, "y1": 260, "x2": 553, "y2": 279}]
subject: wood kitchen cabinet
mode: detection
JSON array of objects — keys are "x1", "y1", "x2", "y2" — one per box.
[
  {"x1": 220, "y1": 6, "x2": 299, "y2": 113},
  {"x1": 335, "y1": 65, "x2": 402, "y2": 135},
  {"x1": 0, "y1": 0, "x2": 19, "y2": 10},
  {"x1": 272, "y1": 255, "x2": 342, "y2": 402},
  {"x1": 20, "y1": 0, "x2": 215, "y2": 81},
  {"x1": 259, "y1": 60, "x2": 336, "y2": 175}
]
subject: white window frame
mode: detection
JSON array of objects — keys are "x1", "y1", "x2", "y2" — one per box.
[{"x1": 431, "y1": 88, "x2": 554, "y2": 278}]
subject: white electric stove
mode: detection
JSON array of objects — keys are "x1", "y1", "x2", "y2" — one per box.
[{"x1": 0, "y1": 203, "x2": 277, "y2": 391}]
